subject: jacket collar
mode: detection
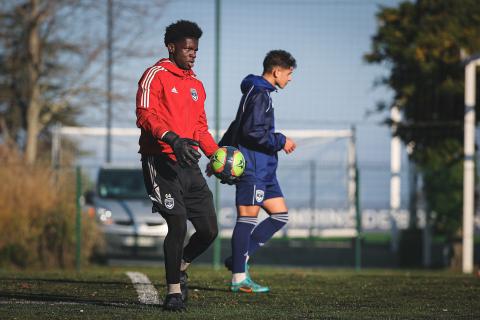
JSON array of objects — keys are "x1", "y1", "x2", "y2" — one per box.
[
  {"x1": 156, "y1": 58, "x2": 196, "y2": 78},
  {"x1": 241, "y1": 74, "x2": 276, "y2": 94}
]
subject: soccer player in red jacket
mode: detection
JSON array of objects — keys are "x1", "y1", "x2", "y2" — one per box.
[{"x1": 136, "y1": 20, "x2": 218, "y2": 311}]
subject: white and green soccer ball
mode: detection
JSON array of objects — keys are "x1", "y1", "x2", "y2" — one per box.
[{"x1": 210, "y1": 146, "x2": 246, "y2": 180}]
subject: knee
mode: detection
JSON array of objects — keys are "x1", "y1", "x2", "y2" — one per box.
[
  {"x1": 178, "y1": 223, "x2": 188, "y2": 238},
  {"x1": 200, "y1": 225, "x2": 218, "y2": 244},
  {"x1": 207, "y1": 225, "x2": 219, "y2": 243},
  {"x1": 166, "y1": 216, "x2": 188, "y2": 239}
]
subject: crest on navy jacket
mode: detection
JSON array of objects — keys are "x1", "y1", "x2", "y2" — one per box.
[
  {"x1": 190, "y1": 88, "x2": 198, "y2": 101},
  {"x1": 164, "y1": 194, "x2": 174, "y2": 209}
]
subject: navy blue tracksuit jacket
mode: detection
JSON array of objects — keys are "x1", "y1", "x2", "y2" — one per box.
[{"x1": 219, "y1": 74, "x2": 286, "y2": 183}]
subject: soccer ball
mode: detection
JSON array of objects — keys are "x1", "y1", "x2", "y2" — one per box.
[{"x1": 210, "y1": 146, "x2": 246, "y2": 181}]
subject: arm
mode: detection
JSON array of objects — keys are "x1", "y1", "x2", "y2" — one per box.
[
  {"x1": 136, "y1": 67, "x2": 200, "y2": 167},
  {"x1": 135, "y1": 67, "x2": 169, "y2": 139},
  {"x1": 241, "y1": 90, "x2": 286, "y2": 153},
  {"x1": 195, "y1": 107, "x2": 219, "y2": 157}
]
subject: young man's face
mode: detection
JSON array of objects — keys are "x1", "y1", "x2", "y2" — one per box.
[
  {"x1": 274, "y1": 66, "x2": 294, "y2": 89},
  {"x1": 168, "y1": 37, "x2": 198, "y2": 70}
]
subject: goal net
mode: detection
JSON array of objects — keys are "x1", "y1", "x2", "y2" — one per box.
[
  {"x1": 53, "y1": 126, "x2": 359, "y2": 239},
  {"x1": 213, "y1": 129, "x2": 359, "y2": 239}
]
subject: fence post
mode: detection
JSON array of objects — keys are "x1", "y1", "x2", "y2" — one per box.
[
  {"x1": 309, "y1": 160, "x2": 316, "y2": 239},
  {"x1": 75, "y1": 166, "x2": 82, "y2": 271},
  {"x1": 355, "y1": 166, "x2": 362, "y2": 271},
  {"x1": 212, "y1": 0, "x2": 222, "y2": 270}
]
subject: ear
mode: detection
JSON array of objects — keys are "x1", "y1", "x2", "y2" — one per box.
[
  {"x1": 167, "y1": 43, "x2": 175, "y2": 54},
  {"x1": 272, "y1": 67, "x2": 280, "y2": 79}
]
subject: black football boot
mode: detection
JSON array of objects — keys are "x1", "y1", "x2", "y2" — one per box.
[{"x1": 163, "y1": 293, "x2": 186, "y2": 312}]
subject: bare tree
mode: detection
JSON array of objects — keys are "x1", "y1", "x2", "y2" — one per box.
[{"x1": 0, "y1": 0, "x2": 168, "y2": 164}]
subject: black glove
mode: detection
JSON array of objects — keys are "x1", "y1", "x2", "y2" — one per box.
[
  {"x1": 162, "y1": 131, "x2": 201, "y2": 167},
  {"x1": 220, "y1": 175, "x2": 238, "y2": 185}
]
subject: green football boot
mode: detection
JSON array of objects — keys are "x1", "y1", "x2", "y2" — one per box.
[{"x1": 230, "y1": 277, "x2": 270, "y2": 293}]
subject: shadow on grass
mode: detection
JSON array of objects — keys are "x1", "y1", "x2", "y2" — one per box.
[{"x1": 188, "y1": 285, "x2": 229, "y2": 293}]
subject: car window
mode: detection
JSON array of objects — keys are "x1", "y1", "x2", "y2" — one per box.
[{"x1": 97, "y1": 169, "x2": 146, "y2": 199}]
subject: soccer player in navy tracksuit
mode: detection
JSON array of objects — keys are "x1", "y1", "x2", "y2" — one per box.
[{"x1": 219, "y1": 50, "x2": 297, "y2": 293}]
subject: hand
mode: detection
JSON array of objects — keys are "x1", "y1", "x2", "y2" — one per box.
[
  {"x1": 162, "y1": 131, "x2": 201, "y2": 167},
  {"x1": 283, "y1": 137, "x2": 296, "y2": 154},
  {"x1": 220, "y1": 175, "x2": 238, "y2": 185},
  {"x1": 205, "y1": 162, "x2": 238, "y2": 185},
  {"x1": 205, "y1": 162, "x2": 214, "y2": 177}
]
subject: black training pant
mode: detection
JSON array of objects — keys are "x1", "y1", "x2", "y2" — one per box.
[{"x1": 142, "y1": 155, "x2": 218, "y2": 284}]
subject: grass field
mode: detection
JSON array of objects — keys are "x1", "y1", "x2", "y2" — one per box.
[{"x1": 0, "y1": 265, "x2": 479, "y2": 319}]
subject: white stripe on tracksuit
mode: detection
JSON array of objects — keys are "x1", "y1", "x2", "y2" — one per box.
[
  {"x1": 140, "y1": 66, "x2": 165, "y2": 108},
  {"x1": 146, "y1": 156, "x2": 162, "y2": 206},
  {"x1": 242, "y1": 85, "x2": 255, "y2": 113}
]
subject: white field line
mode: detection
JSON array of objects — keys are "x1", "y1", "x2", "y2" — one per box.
[
  {"x1": 126, "y1": 271, "x2": 161, "y2": 305},
  {"x1": 0, "y1": 299, "x2": 81, "y2": 305},
  {"x1": 0, "y1": 299, "x2": 130, "y2": 307}
]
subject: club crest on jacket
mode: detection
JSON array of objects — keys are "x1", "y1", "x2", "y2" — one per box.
[{"x1": 190, "y1": 88, "x2": 198, "y2": 101}]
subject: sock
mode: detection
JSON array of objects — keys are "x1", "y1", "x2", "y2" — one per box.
[
  {"x1": 231, "y1": 216, "x2": 257, "y2": 273},
  {"x1": 180, "y1": 259, "x2": 190, "y2": 272},
  {"x1": 232, "y1": 273, "x2": 247, "y2": 284},
  {"x1": 168, "y1": 283, "x2": 181, "y2": 294},
  {"x1": 248, "y1": 212, "x2": 288, "y2": 256}
]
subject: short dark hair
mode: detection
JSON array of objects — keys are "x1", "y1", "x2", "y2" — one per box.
[
  {"x1": 164, "y1": 20, "x2": 203, "y2": 46},
  {"x1": 263, "y1": 50, "x2": 297, "y2": 73}
]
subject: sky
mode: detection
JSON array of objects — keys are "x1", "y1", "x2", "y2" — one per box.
[
  {"x1": 75, "y1": 0, "x2": 409, "y2": 209},
  {"x1": 114, "y1": 0, "x2": 402, "y2": 128},
  {"x1": 112, "y1": 0, "x2": 404, "y2": 152}
]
